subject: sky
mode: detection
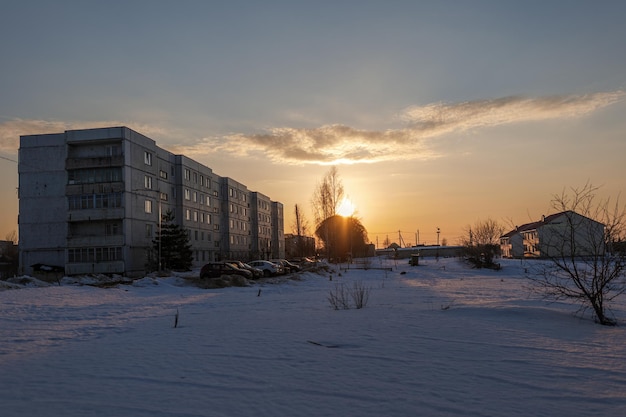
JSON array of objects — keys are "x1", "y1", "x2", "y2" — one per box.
[{"x1": 1, "y1": 1, "x2": 625, "y2": 246}]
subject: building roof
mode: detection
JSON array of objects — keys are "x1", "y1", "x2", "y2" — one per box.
[{"x1": 500, "y1": 210, "x2": 602, "y2": 238}]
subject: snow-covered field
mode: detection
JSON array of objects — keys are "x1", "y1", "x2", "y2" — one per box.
[{"x1": 1, "y1": 257, "x2": 625, "y2": 417}]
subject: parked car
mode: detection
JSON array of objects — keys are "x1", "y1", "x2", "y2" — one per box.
[
  {"x1": 270, "y1": 259, "x2": 301, "y2": 273},
  {"x1": 290, "y1": 257, "x2": 316, "y2": 269},
  {"x1": 247, "y1": 260, "x2": 283, "y2": 277},
  {"x1": 226, "y1": 260, "x2": 263, "y2": 279},
  {"x1": 200, "y1": 262, "x2": 253, "y2": 280}
]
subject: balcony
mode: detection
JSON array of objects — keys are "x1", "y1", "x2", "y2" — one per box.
[
  {"x1": 66, "y1": 182, "x2": 125, "y2": 196},
  {"x1": 65, "y1": 261, "x2": 125, "y2": 275},
  {"x1": 65, "y1": 155, "x2": 124, "y2": 170},
  {"x1": 67, "y1": 208, "x2": 125, "y2": 222},
  {"x1": 67, "y1": 235, "x2": 125, "y2": 247}
]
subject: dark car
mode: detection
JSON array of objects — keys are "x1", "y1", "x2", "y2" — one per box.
[
  {"x1": 200, "y1": 262, "x2": 253, "y2": 280},
  {"x1": 226, "y1": 260, "x2": 263, "y2": 279}
]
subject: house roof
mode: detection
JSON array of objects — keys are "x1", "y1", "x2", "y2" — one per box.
[{"x1": 500, "y1": 210, "x2": 603, "y2": 238}]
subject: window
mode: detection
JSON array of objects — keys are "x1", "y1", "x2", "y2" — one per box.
[
  {"x1": 160, "y1": 192, "x2": 168, "y2": 201},
  {"x1": 200, "y1": 175, "x2": 204, "y2": 186},
  {"x1": 105, "y1": 145, "x2": 121, "y2": 156},
  {"x1": 193, "y1": 211, "x2": 198, "y2": 222},
  {"x1": 105, "y1": 222, "x2": 119, "y2": 236},
  {"x1": 144, "y1": 175, "x2": 152, "y2": 189},
  {"x1": 145, "y1": 224, "x2": 153, "y2": 238},
  {"x1": 193, "y1": 191, "x2": 197, "y2": 203},
  {"x1": 68, "y1": 167, "x2": 122, "y2": 185},
  {"x1": 193, "y1": 172, "x2": 198, "y2": 183},
  {"x1": 144, "y1": 151, "x2": 152, "y2": 166},
  {"x1": 159, "y1": 170, "x2": 168, "y2": 179},
  {"x1": 230, "y1": 219, "x2": 234, "y2": 229},
  {"x1": 186, "y1": 209, "x2": 191, "y2": 221},
  {"x1": 68, "y1": 247, "x2": 122, "y2": 263},
  {"x1": 184, "y1": 189, "x2": 190, "y2": 200},
  {"x1": 207, "y1": 214, "x2": 211, "y2": 224},
  {"x1": 145, "y1": 200, "x2": 153, "y2": 214},
  {"x1": 199, "y1": 194, "x2": 204, "y2": 205},
  {"x1": 68, "y1": 193, "x2": 122, "y2": 210},
  {"x1": 184, "y1": 169, "x2": 191, "y2": 181}
]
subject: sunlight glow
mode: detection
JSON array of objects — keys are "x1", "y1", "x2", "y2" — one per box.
[{"x1": 337, "y1": 197, "x2": 356, "y2": 217}]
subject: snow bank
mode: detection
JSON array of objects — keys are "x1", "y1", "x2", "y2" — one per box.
[{"x1": 1, "y1": 257, "x2": 625, "y2": 417}]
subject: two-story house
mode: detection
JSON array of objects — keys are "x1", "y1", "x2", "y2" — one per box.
[{"x1": 500, "y1": 211, "x2": 605, "y2": 258}]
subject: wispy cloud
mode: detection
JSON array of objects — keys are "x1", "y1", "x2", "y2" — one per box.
[
  {"x1": 399, "y1": 91, "x2": 624, "y2": 133},
  {"x1": 2, "y1": 91, "x2": 623, "y2": 165},
  {"x1": 185, "y1": 91, "x2": 623, "y2": 165}
]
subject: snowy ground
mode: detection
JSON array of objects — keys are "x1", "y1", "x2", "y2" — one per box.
[{"x1": 1, "y1": 257, "x2": 625, "y2": 417}]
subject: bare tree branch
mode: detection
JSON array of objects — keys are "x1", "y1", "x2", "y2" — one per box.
[{"x1": 528, "y1": 183, "x2": 626, "y2": 325}]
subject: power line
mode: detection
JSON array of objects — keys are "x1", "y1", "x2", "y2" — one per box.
[{"x1": 0, "y1": 154, "x2": 18, "y2": 164}]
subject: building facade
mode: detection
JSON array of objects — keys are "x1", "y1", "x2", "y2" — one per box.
[
  {"x1": 18, "y1": 127, "x2": 284, "y2": 277},
  {"x1": 499, "y1": 211, "x2": 605, "y2": 258}
]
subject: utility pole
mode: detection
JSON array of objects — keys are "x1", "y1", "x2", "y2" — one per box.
[{"x1": 436, "y1": 227, "x2": 440, "y2": 246}]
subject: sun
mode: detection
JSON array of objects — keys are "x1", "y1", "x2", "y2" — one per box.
[{"x1": 337, "y1": 197, "x2": 356, "y2": 217}]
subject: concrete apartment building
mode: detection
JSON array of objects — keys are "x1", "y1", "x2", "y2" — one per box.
[{"x1": 18, "y1": 126, "x2": 284, "y2": 277}]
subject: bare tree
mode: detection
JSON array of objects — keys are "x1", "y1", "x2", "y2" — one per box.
[
  {"x1": 311, "y1": 166, "x2": 344, "y2": 224},
  {"x1": 461, "y1": 218, "x2": 505, "y2": 268},
  {"x1": 528, "y1": 183, "x2": 626, "y2": 325},
  {"x1": 292, "y1": 204, "x2": 309, "y2": 237},
  {"x1": 291, "y1": 204, "x2": 311, "y2": 257},
  {"x1": 311, "y1": 167, "x2": 345, "y2": 260},
  {"x1": 5, "y1": 230, "x2": 17, "y2": 244}
]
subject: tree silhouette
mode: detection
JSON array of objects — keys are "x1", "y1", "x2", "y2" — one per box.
[
  {"x1": 311, "y1": 167, "x2": 345, "y2": 259},
  {"x1": 152, "y1": 210, "x2": 193, "y2": 271},
  {"x1": 315, "y1": 215, "x2": 369, "y2": 262},
  {"x1": 461, "y1": 218, "x2": 504, "y2": 268}
]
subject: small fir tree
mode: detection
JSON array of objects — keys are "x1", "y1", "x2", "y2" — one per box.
[{"x1": 153, "y1": 210, "x2": 193, "y2": 271}]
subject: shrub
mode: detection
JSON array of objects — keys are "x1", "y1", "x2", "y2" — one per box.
[{"x1": 328, "y1": 281, "x2": 371, "y2": 310}]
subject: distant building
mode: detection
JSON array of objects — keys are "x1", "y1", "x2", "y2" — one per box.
[
  {"x1": 0, "y1": 240, "x2": 16, "y2": 258},
  {"x1": 500, "y1": 211, "x2": 604, "y2": 258},
  {"x1": 376, "y1": 245, "x2": 464, "y2": 259},
  {"x1": 285, "y1": 234, "x2": 316, "y2": 259},
  {"x1": 0, "y1": 240, "x2": 18, "y2": 279},
  {"x1": 18, "y1": 126, "x2": 284, "y2": 277}
]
